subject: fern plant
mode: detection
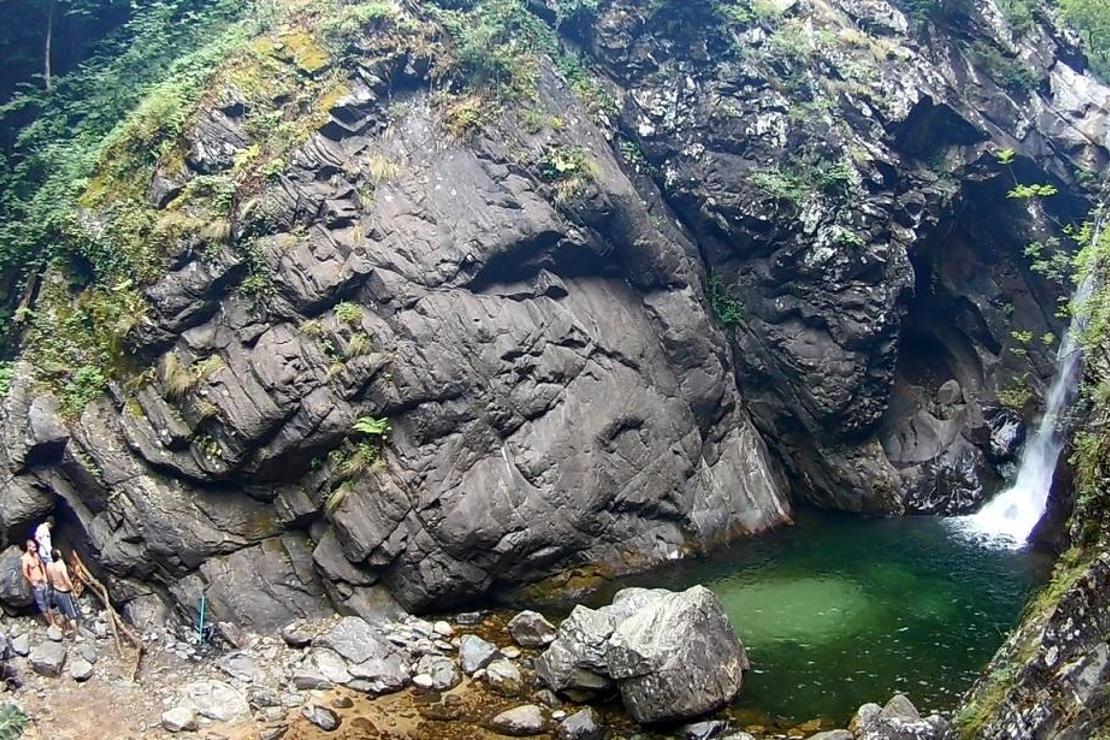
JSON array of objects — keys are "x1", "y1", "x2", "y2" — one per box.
[{"x1": 353, "y1": 415, "x2": 391, "y2": 437}]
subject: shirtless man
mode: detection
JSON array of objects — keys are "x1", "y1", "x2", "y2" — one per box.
[
  {"x1": 20, "y1": 540, "x2": 54, "y2": 627},
  {"x1": 46, "y1": 551, "x2": 79, "y2": 635}
]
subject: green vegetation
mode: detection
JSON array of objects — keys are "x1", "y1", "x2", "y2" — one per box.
[
  {"x1": 0, "y1": 703, "x2": 27, "y2": 740},
  {"x1": 996, "y1": 375, "x2": 1034, "y2": 411},
  {"x1": 353, "y1": 415, "x2": 391, "y2": 437},
  {"x1": 538, "y1": 145, "x2": 600, "y2": 203},
  {"x1": 973, "y1": 41, "x2": 1038, "y2": 93},
  {"x1": 708, "y1": 276, "x2": 743, "y2": 328},
  {"x1": 749, "y1": 151, "x2": 855, "y2": 205},
  {"x1": 1008, "y1": 182, "x2": 1059, "y2": 199},
  {"x1": 1059, "y1": 0, "x2": 1110, "y2": 78},
  {"x1": 0, "y1": 363, "x2": 13, "y2": 398}
]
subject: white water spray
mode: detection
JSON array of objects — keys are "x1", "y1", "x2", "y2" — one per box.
[{"x1": 967, "y1": 216, "x2": 1105, "y2": 545}]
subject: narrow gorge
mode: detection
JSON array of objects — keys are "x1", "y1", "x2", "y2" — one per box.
[{"x1": 0, "y1": 0, "x2": 1107, "y2": 738}]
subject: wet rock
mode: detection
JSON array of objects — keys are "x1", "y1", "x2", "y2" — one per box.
[
  {"x1": 935, "y1": 380, "x2": 963, "y2": 406},
  {"x1": 180, "y1": 679, "x2": 250, "y2": 722},
  {"x1": 29, "y1": 642, "x2": 66, "y2": 677},
  {"x1": 161, "y1": 707, "x2": 198, "y2": 733},
  {"x1": 456, "y1": 611, "x2": 484, "y2": 625},
  {"x1": 69, "y1": 657, "x2": 93, "y2": 682},
  {"x1": 302, "y1": 704, "x2": 341, "y2": 732},
  {"x1": 508, "y1": 611, "x2": 558, "y2": 648},
  {"x1": 557, "y1": 707, "x2": 603, "y2": 740},
  {"x1": 682, "y1": 720, "x2": 728, "y2": 739},
  {"x1": 490, "y1": 704, "x2": 545, "y2": 736},
  {"x1": 851, "y1": 694, "x2": 953, "y2": 740},
  {"x1": 535, "y1": 688, "x2": 562, "y2": 708},
  {"x1": 484, "y1": 658, "x2": 524, "y2": 696},
  {"x1": 459, "y1": 634, "x2": 499, "y2": 675},
  {"x1": 415, "y1": 654, "x2": 460, "y2": 691},
  {"x1": 331, "y1": 695, "x2": 354, "y2": 710}
]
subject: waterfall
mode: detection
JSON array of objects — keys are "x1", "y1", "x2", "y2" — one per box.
[{"x1": 967, "y1": 215, "x2": 1105, "y2": 544}]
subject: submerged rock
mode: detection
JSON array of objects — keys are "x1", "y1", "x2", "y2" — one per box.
[{"x1": 557, "y1": 707, "x2": 603, "y2": 740}]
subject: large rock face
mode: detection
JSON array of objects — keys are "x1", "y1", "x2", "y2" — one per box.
[{"x1": 0, "y1": 0, "x2": 1107, "y2": 622}]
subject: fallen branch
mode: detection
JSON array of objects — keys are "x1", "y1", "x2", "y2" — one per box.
[{"x1": 71, "y1": 553, "x2": 145, "y2": 680}]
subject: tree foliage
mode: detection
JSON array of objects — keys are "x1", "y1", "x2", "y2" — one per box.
[{"x1": 1059, "y1": 0, "x2": 1110, "y2": 78}]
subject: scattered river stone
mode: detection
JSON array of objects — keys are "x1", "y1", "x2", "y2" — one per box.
[
  {"x1": 433, "y1": 621, "x2": 454, "y2": 637},
  {"x1": 248, "y1": 686, "x2": 283, "y2": 708},
  {"x1": 508, "y1": 611, "x2": 558, "y2": 648},
  {"x1": 456, "y1": 612, "x2": 484, "y2": 625},
  {"x1": 181, "y1": 679, "x2": 250, "y2": 722},
  {"x1": 30, "y1": 641, "x2": 66, "y2": 677},
  {"x1": 485, "y1": 658, "x2": 524, "y2": 696},
  {"x1": 302, "y1": 704, "x2": 341, "y2": 731},
  {"x1": 415, "y1": 654, "x2": 460, "y2": 690},
  {"x1": 46, "y1": 626, "x2": 63, "y2": 642},
  {"x1": 282, "y1": 619, "x2": 313, "y2": 648},
  {"x1": 160, "y1": 707, "x2": 198, "y2": 733},
  {"x1": 459, "y1": 634, "x2": 499, "y2": 674},
  {"x1": 490, "y1": 704, "x2": 545, "y2": 736},
  {"x1": 217, "y1": 651, "x2": 261, "y2": 682},
  {"x1": 78, "y1": 642, "x2": 96, "y2": 664},
  {"x1": 69, "y1": 657, "x2": 94, "y2": 682},
  {"x1": 10, "y1": 634, "x2": 29, "y2": 657},
  {"x1": 807, "y1": 731, "x2": 853, "y2": 740},
  {"x1": 557, "y1": 707, "x2": 603, "y2": 740}
]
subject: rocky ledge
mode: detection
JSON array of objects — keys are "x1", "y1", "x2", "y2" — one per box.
[{"x1": 0, "y1": 585, "x2": 958, "y2": 739}]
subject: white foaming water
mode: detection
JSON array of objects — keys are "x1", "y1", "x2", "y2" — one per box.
[{"x1": 964, "y1": 220, "x2": 1103, "y2": 546}]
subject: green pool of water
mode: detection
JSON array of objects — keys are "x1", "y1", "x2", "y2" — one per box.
[{"x1": 590, "y1": 510, "x2": 1054, "y2": 723}]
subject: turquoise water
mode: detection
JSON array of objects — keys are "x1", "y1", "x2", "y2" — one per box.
[{"x1": 590, "y1": 511, "x2": 1053, "y2": 723}]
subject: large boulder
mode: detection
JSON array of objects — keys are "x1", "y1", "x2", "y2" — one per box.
[
  {"x1": 538, "y1": 586, "x2": 747, "y2": 723},
  {"x1": 606, "y1": 586, "x2": 747, "y2": 723},
  {"x1": 0, "y1": 547, "x2": 32, "y2": 611}
]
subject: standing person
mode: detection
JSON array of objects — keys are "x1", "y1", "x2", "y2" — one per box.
[
  {"x1": 19, "y1": 540, "x2": 53, "y2": 628},
  {"x1": 46, "y1": 551, "x2": 78, "y2": 636},
  {"x1": 34, "y1": 517, "x2": 54, "y2": 564}
]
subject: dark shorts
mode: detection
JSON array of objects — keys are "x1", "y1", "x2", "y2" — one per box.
[
  {"x1": 52, "y1": 590, "x2": 77, "y2": 621},
  {"x1": 31, "y1": 584, "x2": 50, "y2": 615}
]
